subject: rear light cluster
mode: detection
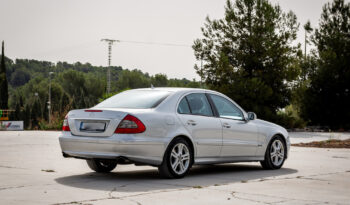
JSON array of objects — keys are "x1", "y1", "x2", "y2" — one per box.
[
  {"x1": 62, "y1": 115, "x2": 70, "y2": 131},
  {"x1": 61, "y1": 113, "x2": 145, "y2": 134},
  {"x1": 115, "y1": 114, "x2": 146, "y2": 134}
]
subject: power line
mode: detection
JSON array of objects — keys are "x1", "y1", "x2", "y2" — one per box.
[
  {"x1": 117, "y1": 39, "x2": 191, "y2": 47},
  {"x1": 100, "y1": 38, "x2": 190, "y2": 93}
]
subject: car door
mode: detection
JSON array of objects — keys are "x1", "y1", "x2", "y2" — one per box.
[
  {"x1": 208, "y1": 94, "x2": 258, "y2": 157},
  {"x1": 176, "y1": 93, "x2": 223, "y2": 158}
]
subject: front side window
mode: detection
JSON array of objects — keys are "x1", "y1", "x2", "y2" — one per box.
[
  {"x1": 95, "y1": 90, "x2": 171, "y2": 109},
  {"x1": 210, "y1": 94, "x2": 243, "y2": 120},
  {"x1": 185, "y1": 93, "x2": 213, "y2": 116}
]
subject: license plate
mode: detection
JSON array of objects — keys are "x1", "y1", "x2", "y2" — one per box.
[{"x1": 80, "y1": 122, "x2": 106, "y2": 132}]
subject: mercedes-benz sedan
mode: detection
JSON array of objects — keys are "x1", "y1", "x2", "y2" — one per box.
[{"x1": 59, "y1": 88, "x2": 290, "y2": 178}]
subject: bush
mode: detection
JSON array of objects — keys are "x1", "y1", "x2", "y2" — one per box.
[
  {"x1": 38, "y1": 112, "x2": 64, "y2": 130},
  {"x1": 276, "y1": 105, "x2": 307, "y2": 129}
]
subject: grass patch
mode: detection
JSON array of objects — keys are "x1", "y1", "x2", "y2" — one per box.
[
  {"x1": 292, "y1": 139, "x2": 350, "y2": 148},
  {"x1": 192, "y1": 185, "x2": 203, "y2": 189},
  {"x1": 241, "y1": 180, "x2": 248, "y2": 183}
]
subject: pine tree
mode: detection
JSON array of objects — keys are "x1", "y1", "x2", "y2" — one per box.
[
  {"x1": 43, "y1": 97, "x2": 48, "y2": 121},
  {"x1": 14, "y1": 103, "x2": 21, "y2": 120},
  {"x1": 193, "y1": 0, "x2": 301, "y2": 121},
  {"x1": 19, "y1": 95, "x2": 24, "y2": 108},
  {"x1": 302, "y1": 0, "x2": 350, "y2": 129},
  {"x1": 24, "y1": 104, "x2": 31, "y2": 129},
  {"x1": 0, "y1": 41, "x2": 9, "y2": 109},
  {"x1": 31, "y1": 100, "x2": 41, "y2": 129}
]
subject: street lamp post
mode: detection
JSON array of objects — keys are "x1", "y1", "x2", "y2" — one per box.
[{"x1": 48, "y1": 72, "x2": 54, "y2": 124}]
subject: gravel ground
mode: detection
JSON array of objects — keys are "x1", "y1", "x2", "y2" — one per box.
[{"x1": 289, "y1": 132, "x2": 350, "y2": 144}]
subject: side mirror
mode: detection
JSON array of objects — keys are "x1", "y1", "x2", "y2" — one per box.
[{"x1": 247, "y1": 112, "x2": 257, "y2": 121}]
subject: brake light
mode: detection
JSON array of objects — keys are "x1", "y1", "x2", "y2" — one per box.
[
  {"x1": 115, "y1": 115, "x2": 146, "y2": 134},
  {"x1": 62, "y1": 115, "x2": 70, "y2": 131},
  {"x1": 85, "y1": 110, "x2": 102, "y2": 112}
]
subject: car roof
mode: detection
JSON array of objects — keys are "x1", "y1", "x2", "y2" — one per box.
[
  {"x1": 133, "y1": 87, "x2": 212, "y2": 93},
  {"x1": 131, "y1": 87, "x2": 246, "y2": 114}
]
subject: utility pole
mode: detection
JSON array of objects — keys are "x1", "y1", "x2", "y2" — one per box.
[{"x1": 101, "y1": 39, "x2": 119, "y2": 94}]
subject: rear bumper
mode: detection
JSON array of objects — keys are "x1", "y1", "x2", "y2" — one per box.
[{"x1": 59, "y1": 131, "x2": 167, "y2": 166}]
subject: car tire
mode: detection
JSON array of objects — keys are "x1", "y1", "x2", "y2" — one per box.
[
  {"x1": 260, "y1": 135, "x2": 286, "y2": 170},
  {"x1": 158, "y1": 138, "x2": 193, "y2": 179},
  {"x1": 86, "y1": 159, "x2": 117, "y2": 173}
]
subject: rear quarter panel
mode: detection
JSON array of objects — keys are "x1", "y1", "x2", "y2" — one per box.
[{"x1": 133, "y1": 110, "x2": 194, "y2": 160}]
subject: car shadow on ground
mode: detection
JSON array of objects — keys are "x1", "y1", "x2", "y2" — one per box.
[{"x1": 55, "y1": 163, "x2": 297, "y2": 192}]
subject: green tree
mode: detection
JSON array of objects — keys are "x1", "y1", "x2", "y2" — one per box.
[
  {"x1": 42, "y1": 97, "x2": 48, "y2": 121},
  {"x1": 151, "y1": 74, "x2": 168, "y2": 87},
  {"x1": 302, "y1": 0, "x2": 350, "y2": 129},
  {"x1": 24, "y1": 104, "x2": 31, "y2": 129},
  {"x1": 193, "y1": 0, "x2": 301, "y2": 121},
  {"x1": 0, "y1": 41, "x2": 9, "y2": 109},
  {"x1": 58, "y1": 70, "x2": 87, "y2": 108},
  {"x1": 303, "y1": 20, "x2": 313, "y2": 59},
  {"x1": 84, "y1": 73, "x2": 105, "y2": 107},
  {"x1": 10, "y1": 68, "x2": 31, "y2": 87},
  {"x1": 19, "y1": 95, "x2": 24, "y2": 108},
  {"x1": 13, "y1": 103, "x2": 21, "y2": 120},
  {"x1": 116, "y1": 69, "x2": 151, "y2": 90},
  {"x1": 31, "y1": 99, "x2": 41, "y2": 129}
]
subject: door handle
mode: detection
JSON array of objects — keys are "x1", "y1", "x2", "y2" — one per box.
[
  {"x1": 187, "y1": 120, "x2": 197, "y2": 126},
  {"x1": 222, "y1": 123, "x2": 231, "y2": 128}
]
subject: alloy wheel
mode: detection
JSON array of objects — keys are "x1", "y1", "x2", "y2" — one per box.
[
  {"x1": 170, "y1": 143, "x2": 190, "y2": 175},
  {"x1": 270, "y1": 139, "x2": 285, "y2": 166}
]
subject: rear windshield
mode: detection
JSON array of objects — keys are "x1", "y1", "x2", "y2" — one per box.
[{"x1": 95, "y1": 90, "x2": 171, "y2": 109}]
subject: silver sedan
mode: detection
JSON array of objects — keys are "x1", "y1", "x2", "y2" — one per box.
[{"x1": 59, "y1": 88, "x2": 290, "y2": 178}]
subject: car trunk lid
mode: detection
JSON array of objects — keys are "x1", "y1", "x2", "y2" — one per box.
[{"x1": 67, "y1": 109, "x2": 128, "y2": 137}]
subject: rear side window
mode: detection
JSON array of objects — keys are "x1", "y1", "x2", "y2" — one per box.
[
  {"x1": 95, "y1": 90, "x2": 171, "y2": 109},
  {"x1": 186, "y1": 93, "x2": 213, "y2": 116},
  {"x1": 177, "y1": 98, "x2": 191, "y2": 114}
]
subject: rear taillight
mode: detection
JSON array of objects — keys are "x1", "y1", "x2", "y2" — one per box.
[
  {"x1": 115, "y1": 114, "x2": 146, "y2": 134},
  {"x1": 62, "y1": 115, "x2": 70, "y2": 131}
]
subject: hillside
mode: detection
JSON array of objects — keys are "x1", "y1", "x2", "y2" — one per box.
[{"x1": 3, "y1": 57, "x2": 200, "y2": 129}]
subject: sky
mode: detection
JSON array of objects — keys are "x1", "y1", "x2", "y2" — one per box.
[{"x1": 0, "y1": 0, "x2": 342, "y2": 80}]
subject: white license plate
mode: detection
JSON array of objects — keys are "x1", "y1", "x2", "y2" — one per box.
[{"x1": 80, "y1": 122, "x2": 106, "y2": 132}]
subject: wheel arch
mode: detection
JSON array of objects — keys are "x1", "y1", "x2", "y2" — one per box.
[
  {"x1": 162, "y1": 134, "x2": 196, "y2": 165},
  {"x1": 267, "y1": 132, "x2": 288, "y2": 158}
]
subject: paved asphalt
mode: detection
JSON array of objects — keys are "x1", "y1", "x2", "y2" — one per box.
[{"x1": 0, "y1": 131, "x2": 349, "y2": 205}]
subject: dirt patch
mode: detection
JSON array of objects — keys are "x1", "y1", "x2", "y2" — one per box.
[
  {"x1": 293, "y1": 139, "x2": 350, "y2": 148},
  {"x1": 41, "y1": 169, "x2": 55, "y2": 172}
]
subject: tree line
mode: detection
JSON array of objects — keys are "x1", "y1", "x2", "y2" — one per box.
[{"x1": 0, "y1": 57, "x2": 200, "y2": 129}]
